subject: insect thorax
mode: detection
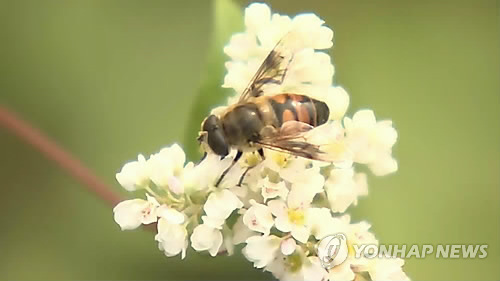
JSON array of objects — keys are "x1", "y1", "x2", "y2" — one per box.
[{"x1": 221, "y1": 103, "x2": 266, "y2": 147}]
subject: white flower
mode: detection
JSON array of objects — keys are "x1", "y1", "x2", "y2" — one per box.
[
  {"x1": 221, "y1": 60, "x2": 258, "y2": 98},
  {"x1": 348, "y1": 220, "x2": 378, "y2": 246},
  {"x1": 344, "y1": 110, "x2": 398, "y2": 176},
  {"x1": 268, "y1": 190, "x2": 313, "y2": 243},
  {"x1": 232, "y1": 215, "x2": 257, "y2": 245},
  {"x1": 243, "y1": 235, "x2": 281, "y2": 268},
  {"x1": 307, "y1": 208, "x2": 345, "y2": 240},
  {"x1": 115, "y1": 154, "x2": 150, "y2": 191},
  {"x1": 302, "y1": 256, "x2": 329, "y2": 281},
  {"x1": 306, "y1": 120, "x2": 353, "y2": 167},
  {"x1": 230, "y1": 184, "x2": 264, "y2": 208},
  {"x1": 289, "y1": 166, "x2": 325, "y2": 202},
  {"x1": 327, "y1": 261, "x2": 355, "y2": 281},
  {"x1": 244, "y1": 3, "x2": 272, "y2": 35},
  {"x1": 220, "y1": 226, "x2": 236, "y2": 256},
  {"x1": 357, "y1": 257, "x2": 410, "y2": 281},
  {"x1": 190, "y1": 224, "x2": 223, "y2": 257},
  {"x1": 263, "y1": 150, "x2": 310, "y2": 182},
  {"x1": 224, "y1": 33, "x2": 259, "y2": 61},
  {"x1": 243, "y1": 199, "x2": 274, "y2": 235},
  {"x1": 373, "y1": 258, "x2": 410, "y2": 281},
  {"x1": 324, "y1": 86, "x2": 350, "y2": 120},
  {"x1": 148, "y1": 143, "x2": 186, "y2": 194},
  {"x1": 325, "y1": 168, "x2": 368, "y2": 213},
  {"x1": 266, "y1": 248, "x2": 329, "y2": 281},
  {"x1": 284, "y1": 48, "x2": 334, "y2": 89},
  {"x1": 203, "y1": 189, "x2": 243, "y2": 228},
  {"x1": 289, "y1": 13, "x2": 334, "y2": 49},
  {"x1": 157, "y1": 205, "x2": 185, "y2": 225},
  {"x1": 201, "y1": 215, "x2": 226, "y2": 230},
  {"x1": 113, "y1": 194, "x2": 159, "y2": 230},
  {"x1": 155, "y1": 217, "x2": 188, "y2": 259},
  {"x1": 184, "y1": 153, "x2": 234, "y2": 192},
  {"x1": 256, "y1": 12, "x2": 333, "y2": 51},
  {"x1": 259, "y1": 177, "x2": 289, "y2": 202}
]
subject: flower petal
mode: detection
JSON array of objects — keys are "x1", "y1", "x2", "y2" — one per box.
[
  {"x1": 190, "y1": 224, "x2": 223, "y2": 257},
  {"x1": 113, "y1": 198, "x2": 157, "y2": 230}
]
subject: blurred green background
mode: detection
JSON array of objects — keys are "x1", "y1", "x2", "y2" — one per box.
[{"x1": 1, "y1": 0, "x2": 499, "y2": 280}]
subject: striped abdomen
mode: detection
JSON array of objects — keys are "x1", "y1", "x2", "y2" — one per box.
[{"x1": 266, "y1": 93, "x2": 330, "y2": 127}]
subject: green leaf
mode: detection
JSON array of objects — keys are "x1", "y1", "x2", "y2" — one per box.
[{"x1": 183, "y1": 0, "x2": 243, "y2": 160}]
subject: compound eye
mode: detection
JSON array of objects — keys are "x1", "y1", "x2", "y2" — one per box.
[
  {"x1": 203, "y1": 115, "x2": 218, "y2": 132},
  {"x1": 207, "y1": 128, "x2": 229, "y2": 156},
  {"x1": 201, "y1": 115, "x2": 228, "y2": 156}
]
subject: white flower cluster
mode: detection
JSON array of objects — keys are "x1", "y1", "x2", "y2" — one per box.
[{"x1": 113, "y1": 3, "x2": 408, "y2": 281}]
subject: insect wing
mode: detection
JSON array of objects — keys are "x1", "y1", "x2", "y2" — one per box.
[
  {"x1": 238, "y1": 32, "x2": 300, "y2": 102},
  {"x1": 278, "y1": 120, "x2": 314, "y2": 139},
  {"x1": 257, "y1": 139, "x2": 331, "y2": 161},
  {"x1": 256, "y1": 121, "x2": 332, "y2": 162}
]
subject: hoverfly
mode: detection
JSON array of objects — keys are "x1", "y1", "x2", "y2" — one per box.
[{"x1": 198, "y1": 32, "x2": 334, "y2": 186}]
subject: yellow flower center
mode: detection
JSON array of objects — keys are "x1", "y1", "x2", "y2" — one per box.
[
  {"x1": 288, "y1": 209, "x2": 305, "y2": 225},
  {"x1": 286, "y1": 252, "x2": 303, "y2": 273},
  {"x1": 272, "y1": 152, "x2": 289, "y2": 168},
  {"x1": 245, "y1": 152, "x2": 261, "y2": 166}
]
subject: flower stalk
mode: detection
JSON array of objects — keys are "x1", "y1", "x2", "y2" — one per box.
[{"x1": 0, "y1": 105, "x2": 122, "y2": 206}]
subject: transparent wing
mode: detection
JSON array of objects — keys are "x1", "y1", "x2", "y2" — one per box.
[
  {"x1": 256, "y1": 121, "x2": 333, "y2": 162},
  {"x1": 238, "y1": 32, "x2": 298, "y2": 102},
  {"x1": 257, "y1": 139, "x2": 332, "y2": 162}
]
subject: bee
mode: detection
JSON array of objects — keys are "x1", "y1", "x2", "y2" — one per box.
[{"x1": 198, "y1": 32, "x2": 333, "y2": 186}]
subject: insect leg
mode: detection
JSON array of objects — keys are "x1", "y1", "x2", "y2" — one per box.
[
  {"x1": 237, "y1": 148, "x2": 265, "y2": 187},
  {"x1": 237, "y1": 166, "x2": 253, "y2": 187},
  {"x1": 258, "y1": 148, "x2": 265, "y2": 159},
  {"x1": 215, "y1": 150, "x2": 243, "y2": 187}
]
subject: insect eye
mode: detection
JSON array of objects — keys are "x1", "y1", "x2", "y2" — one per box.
[
  {"x1": 201, "y1": 115, "x2": 228, "y2": 156},
  {"x1": 207, "y1": 128, "x2": 228, "y2": 156},
  {"x1": 202, "y1": 115, "x2": 218, "y2": 132}
]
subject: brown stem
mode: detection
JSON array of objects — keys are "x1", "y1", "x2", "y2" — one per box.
[{"x1": 0, "y1": 105, "x2": 122, "y2": 206}]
